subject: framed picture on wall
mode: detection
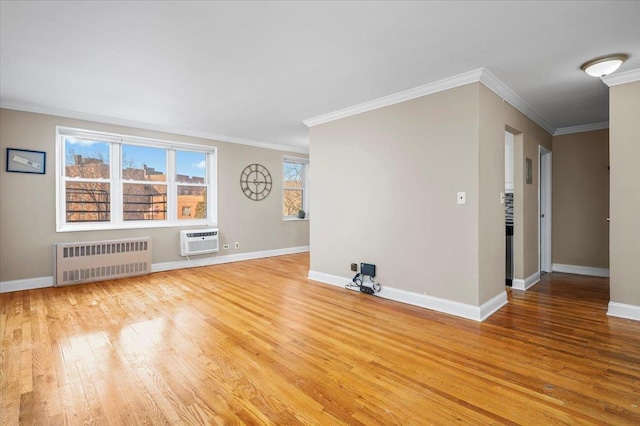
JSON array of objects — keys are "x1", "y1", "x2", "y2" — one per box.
[{"x1": 6, "y1": 148, "x2": 46, "y2": 174}]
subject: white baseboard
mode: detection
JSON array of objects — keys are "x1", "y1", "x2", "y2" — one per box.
[
  {"x1": 0, "y1": 246, "x2": 310, "y2": 293},
  {"x1": 607, "y1": 302, "x2": 640, "y2": 321},
  {"x1": 479, "y1": 292, "x2": 510, "y2": 321},
  {"x1": 152, "y1": 245, "x2": 309, "y2": 272},
  {"x1": 0, "y1": 276, "x2": 54, "y2": 293},
  {"x1": 552, "y1": 263, "x2": 610, "y2": 278},
  {"x1": 512, "y1": 271, "x2": 540, "y2": 291},
  {"x1": 307, "y1": 270, "x2": 508, "y2": 322}
]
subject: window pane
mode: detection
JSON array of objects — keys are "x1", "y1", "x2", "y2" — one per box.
[
  {"x1": 284, "y1": 162, "x2": 303, "y2": 189},
  {"x1": 178, "y1": 186, "x2": 206, "y2": 219},
  {"x1": 65, "y1": 138, "x2": 110, "y2": 178},
  {"x1": 123, "y1": 183, "x2": 167, "y2": 221},
  {"x1": 284, "y1": 189, "x2": 303, "y2": 216},
  {"x1": 122, "y1": 145, "x2": 166, "y2": 181},
  {"x1": 176, "y1": 151, "x2": 206, "y2": 183},
  {"x1": 66, "y1": 182, "x2": 111, "y2": 222}
]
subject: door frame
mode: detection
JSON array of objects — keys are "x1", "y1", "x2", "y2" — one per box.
[{"x1": 539, "y1": 146, "x2": 552, "y2": 273}]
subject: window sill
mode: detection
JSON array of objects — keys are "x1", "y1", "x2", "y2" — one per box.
[
  {"x1": 57, "y1": 220, "x2": 217, "y2": 233},
  {"x1": 283, "y1": 217, "x2": 309, "y2": 222}
]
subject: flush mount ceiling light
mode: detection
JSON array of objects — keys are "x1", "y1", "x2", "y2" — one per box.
[{"x1": 581, "y1": 54, "x2": 629, "y2": 77}]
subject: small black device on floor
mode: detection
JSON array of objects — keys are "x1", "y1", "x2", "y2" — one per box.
[{"x1": 360, "y1": 286, "x2": 374, "y2": 295}]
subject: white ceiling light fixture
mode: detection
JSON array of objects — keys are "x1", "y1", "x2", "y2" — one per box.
[{"x1": 581, "y1": 54, "x2": 629, "y2": 77}]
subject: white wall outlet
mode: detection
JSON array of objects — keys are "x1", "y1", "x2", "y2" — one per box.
[
  {"x1": 457, "y1": 192, "x2": 466, "y2": 204},
  {"x1": 223, "y1": 244, "x2": 230, "y2": 250},
  {"x1": 234, "y1": 242, "x2": 240, "y2": 249},
  {"x1": 500, "y1": 192, "x2": 505, "y2": 204}
]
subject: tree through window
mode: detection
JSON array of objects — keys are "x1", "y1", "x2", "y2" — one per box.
[
  {"x1": 283, "y1": 157, "x2": 309, "y2": 218},
  {"x1": 57, "y1": 127, "x2": 217, "y2": 231}
]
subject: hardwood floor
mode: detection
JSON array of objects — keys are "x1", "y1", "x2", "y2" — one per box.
[{"x1": 1, "y1": 253, "x2": 639, "y2": 425}]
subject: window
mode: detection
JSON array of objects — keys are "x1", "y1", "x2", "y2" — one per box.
[
  {"x1": 283, "y1": 156, "x2": 309, "y2": 219},
  {"x1": 56, "y1": 127, "x2": 217, "y2": 231}
]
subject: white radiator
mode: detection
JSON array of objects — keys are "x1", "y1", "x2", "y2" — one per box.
[
  {"x1": 54, "y1": 237, "x2": 152, "y2": 286},
  {"x1": 180, "y1": 229, "x2": 219, "y2": 256}
]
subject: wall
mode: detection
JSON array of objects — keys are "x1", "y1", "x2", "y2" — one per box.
[
  {"x1": 308, "y1": 81, "x2": 550, "y2": 318},
  {"x1": 552, "y1": 129, "x2": 609, "y2": 269},
  {"x1": 478, "y1": 84, "x2": 507, "y2": 303},
  {"x1": 504, "y1": 106, "x2": 552, "y2": 281},
  {"x1": 0, "y1": 108, "x2": 309, "y2": 284},
  {"x1": 608, "y1": 80, "x2": 640, "y2": 310},
  {"x1": 310, "y1": 83, "x2": 482, "y2": 306}
]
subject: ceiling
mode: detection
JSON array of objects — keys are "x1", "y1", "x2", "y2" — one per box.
[{"x1": 1, "y1": 1, "x2": 639, "y2": 152}]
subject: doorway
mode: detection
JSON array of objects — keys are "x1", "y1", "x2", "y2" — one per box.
[
  {"x1": 539, "y1": 146, "x2": 552, "y2": 273},
  {"x1": 505, "y1": 131, "x2": 515, "y2": 286}
]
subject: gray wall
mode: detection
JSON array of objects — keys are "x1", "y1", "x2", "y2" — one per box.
[
  {"x1": 311, "y1": 83, "x2": 484, "y2": 306},
  {"x1": 609, "y1": 80, "x2": 640, "y2": 306},
  {"x1": 504, "y1": 106, "x2": 552, "y2": 281},
  {"x1": 309, "y1": 81, "x2": 551, "y2": 309},
  {"x1": 552, "y1": 129, "x2": 609, "y2": 269},
  {"x1": 0, "y1": 108, "x2": 309, "y2": 282},
  {"x1": 478, "y1": 84, "x2": 508, "y2": 303}
]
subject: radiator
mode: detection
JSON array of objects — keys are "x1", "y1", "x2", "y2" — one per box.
[{"x1": 54, "y1": 237, "x2": 152, "y2": 286}]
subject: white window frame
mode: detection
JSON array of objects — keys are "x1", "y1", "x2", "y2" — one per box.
[
  {"x1": 56, "y1": 126, "x2": 217, "y2": 232},
  {"x1": 283, "y1": 156, "x2": 309, "y2": 221}
]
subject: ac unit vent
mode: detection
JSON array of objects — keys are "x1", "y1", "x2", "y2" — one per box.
[{"x1": 180, "y1": 229, "x2": 219, "y2": 256}]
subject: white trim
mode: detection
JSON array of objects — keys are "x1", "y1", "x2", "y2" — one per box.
[
  {"x1": 539, "y1": 146, "x2": 552, "y2": 273},
  {"x1": 303, "y1": 69, "x2": 484, "y2": 127},
  {"x1": 56, "y1": 125, "x2": 218, "y2": 232},
  {"x1": 0, "y1": 246, "x2": 310, "y2": 293},
  {"x1": 607, "y1": 302, "x2": 640, "y2": 321},
  {"x1": 478, "y1": 69, "x2": 556, "y2": 135},
  {"x1": 0, "y1": 100, "x2": 309, "y2": 154},
  {"x1": 553, "y1": 121, "x2": 609, "y2": 136},
  {"x1": 282, "y1": 155, "x2": 309, "y2": 164},
  {"x1": 307, "y1": 270, "x2": 508, "y2": 322},
  {"x1": 57, "y1": 220, "x2": 219, "y2": 233},
  {"x1": 307, "y1": 271, "x2": 347, "y2": 287},
  {"x1": 0, "y1": 276, "x2": 54, "y2": 293},
  {"x1": 552, "y1": 263, "x2": 610, "y2": 278},
  {"x1": 479, "y1": 292, "x2": 510, "y2": 321},
  {"x1": 152, "y1": 246, "x2": 310, "y2": 272},
  {"x1": 512, "y1": 271, "x2": 541, "y2": 290},
  {"x1": 282, "y1": 156, "x2": 310, "y2": 220},
  {"x1": 303, "y1": 68, "x2": 557, "y2": 136},
  {"x1": 601, "y1": 68, "x2": 640, "y2": 87}
]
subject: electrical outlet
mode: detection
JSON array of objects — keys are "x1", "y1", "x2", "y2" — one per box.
[
  {"x1": 351, "y1": 263, "x2": 357, "y2": 272},
  {"x1": 223, "y1": 244, "x2": 230, "y2": 250},
  {"x1": 457, "y1": 192, "x2": 466, "y2": 204},
  {"x1": 234, "y1": 242, "x2": 240, "y2": 249}
]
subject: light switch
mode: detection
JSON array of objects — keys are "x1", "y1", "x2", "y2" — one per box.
[
  {"x1": 500, "y1": 192, "x2": 505, "y2": 204},
  {"x1": 457, "y1": 192, "x2": 466, "y2": 204}
]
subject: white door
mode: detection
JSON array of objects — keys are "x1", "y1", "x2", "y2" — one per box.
[{"x1": 539, "y1": 147, "x2": 552, "y2": 273}]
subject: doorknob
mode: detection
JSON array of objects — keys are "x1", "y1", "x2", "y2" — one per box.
[{"x1": 541, "y1": 214, "x2": 545, "y2": 218}]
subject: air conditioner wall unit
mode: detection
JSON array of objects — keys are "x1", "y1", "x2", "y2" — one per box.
[{"x1": 180, "y1": 229, "x2": 219, "y2": 256}]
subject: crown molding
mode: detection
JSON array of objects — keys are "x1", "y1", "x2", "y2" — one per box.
[
  {"x1": 478, "y1": 68, "x2": 556, "y2": 135},
  {"x1": 0, "y1": 100, "x2": 309, "y2": 154},
  {"x1": 303, "y1": 68, "x2": 484, "y2": 127},
  {"x1": 303, "y1": 67, "x2": 557, "y2": 136},
  {"x1": 601, "y1": 68, "x2": 640, "y2": 87},
  {"x1": 553, "y1": 121, "x2": 609, "y2": 136}
]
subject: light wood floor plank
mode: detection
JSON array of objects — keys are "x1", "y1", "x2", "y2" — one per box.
[{"x1": 1, "y1": 253, "x2": 640, "y2": 424}]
